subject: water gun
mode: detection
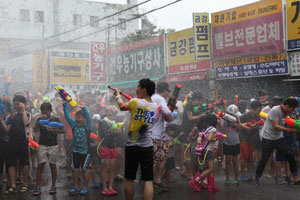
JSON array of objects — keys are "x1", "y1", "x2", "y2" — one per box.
[
  {"x1": 167, "y1": 84, "x2": 182, "y2": 112},
  {"x1": 183, "y1": 91, "x2": 193, "y2": 107},
  {"x1": 215, "y1": 132, "x2": 227, "y2": 140},
  {"x1": 285, "y1": 118, "x2": 300, "y2": 130},
  {"x1": 55, "y1": 86, "x2": 77, "y2": 107},
  {"x1": 217, "y1": 112, "x2": 238, "y2": 123},
  {"x1": 39, "y1": 119, "x2": 64, "y2": 129},
  {"x1": 195, "y1": 132, "x2": 207, "y2": 156},
  {"x1": 291, "y1": 97, "x2": 300, "y2": 104},
  {"x1": 234, "y1": 95, "x2": 239, "y2": 105},
  {"x1": 242, "y1": 120, "x2": 264, "y2": 127},
  {"x1": 109, "y1": 122, "x2": 125, "y2": 132},
  {"x1": 90, "y1": 132, "x2": 100, "y2": 142},
  {"x1": 108, "y1": 86, "x2": 134, "y2": 101},
  {"x1": 260, "y1": 112, "x2": 268, "y2": 119},
  {"x1": 214, "y1": 99, "x2": 227, "y2": 108},
  {"x1": 0, "y1": 97, "x2": 6, "y2": 120},
  {"x1": 28, "y1": 137, "x2": 39, "y2": 151},
  {"x1": 194, "y1": 103, "x2": 213, "y2": 113}
]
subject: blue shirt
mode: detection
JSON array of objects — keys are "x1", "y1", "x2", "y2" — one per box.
[{"x1": 64, "y1": 104, "x2": 92, "y2": 154}]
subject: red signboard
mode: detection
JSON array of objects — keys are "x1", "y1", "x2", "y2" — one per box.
[
  {"x1": 165, "y1": 71, "x2": 206, "y2": 82},
  {"x1": 212, "y1": 12, "x2": 284, "y2": 60},
  {"x1": 91, "y1": 42, "x2": 106, "y2": 83},
  {"x1": 168, "y1": 60, "x2": 210, "y2": 74}
]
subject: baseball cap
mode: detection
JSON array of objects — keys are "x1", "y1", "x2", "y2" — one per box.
[{"x1": 92, "y1": 114, "x2": 101, "y2": 121}]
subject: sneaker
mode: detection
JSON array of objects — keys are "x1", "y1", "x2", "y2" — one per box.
[
  {"x1": 102, "y1": 189, "x2": 113, "y2": 196},
  {"x1": 274, "y1": 176, "x2": 280, "y2": 185},
  {"x1": 232, "y1": 180, "x2": 240, "y2": 186},
  {"x1": 154, "y1": 182, "x2": 169, "y2": 191},
  {"x1": 285, "y1": 176, "x2": 293, "y2": 185},
  {"x1": 253, "y1": 178, "x2": 259, "y2": 187},
  {"x1": 224, "y1": 180, "x2": 230, "y2": 186},
  {"x1": 92, "y1": 183, "x2": 99, "y2": 189},
  {"x1": 247, "y1": 174, "x2": 253, "y2": 182},
  {"x1": 80, "y1": 189, "x2": 89, "y2": 195},
  {"x1": 69, "y1": 188, "x2": 80, "y2": 195},
  {"x1": 240, "y1": 175, "x2": 248, "y2": 182}
]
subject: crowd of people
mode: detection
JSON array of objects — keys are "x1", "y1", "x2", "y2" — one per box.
[{"x1": 0, "y1": 79, "x2": 300, "y2": 200}]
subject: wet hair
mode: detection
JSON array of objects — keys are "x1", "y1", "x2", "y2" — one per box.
[
  {"x1": 138, "y1": 78, "x2": 155, "y2": 97},
  {"x1": 191, "y1": 92, "x2": 203, "y2": 101},
  {"x1": 237, "y1": 100, "x2": 247, "y2": 114},
  {"x1": 2, "y1": 100, "x2": 11, "y2": 114},
  {"x1": 166, "y1": 124, "x2": 181, "y2": 137},
  {"x1": 258, "y1": 90, "x2": 267, "y2": 97},
  {"x1": 196, "y1": 113, "x2": 218, "y2": 131},
  {"x1": 156, "y1": 81, "x2": 169, "y2": 93},
  {"x1": 250, "y1": 100, "x2": 262, "y2": 110},
  {"x1": 76, "y1": 109, "x2": 86, "y2": 118},
  {"x1": 40, "y1": 102, "x2": 52, "y2": 112},
  {"x1": 284, "y1": 98, "x2": 298, "y2": 108},
  {"x1": 13, "y1": 95, "x2": 26, "y2": 104}
]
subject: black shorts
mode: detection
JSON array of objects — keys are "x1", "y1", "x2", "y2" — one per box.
[
  {"x1": 125, "y1": 146, "x2": 153, "y2": 181},
  {"x1": 223, "y1": 144, "x2": 240, "y2": 156},
  {"x1": 0, "y1": 139, "x2": 9, "y2": 173},
  {"x1": 8, "y1": 142, "x2": 29, "y2": 167},
  {"x1": 73, "y1": 152, "x2": 89, "y2": 169}
]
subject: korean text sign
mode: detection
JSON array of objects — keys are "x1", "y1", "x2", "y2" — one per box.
[
  {"x1": 193, "y1": 13, "x2": 211, "y2": 61},
  {"x1": 286, "y1": 0, "x2": 300, "y2": 50},
  {"x1": 212, "y1": 0, "x2": 283, "y2": 60},
  {"x1": 215, "y1": 52, "x2": 288, "y2": 79},
  {"x1": 167, "y1": 28, "x2": 211, "y2": 73},
  {"x1": 50, "y1": 51, "x2": 90, "y2": 84},
  {"x1": 290, "y1": 51, "x2": 300, "y2": 76},
  {"x1": 91, "y1": 42, "x2": 106, "y2": 83},
  {"x1": 107, "y1": 36, "x2": 164, "y2": 82}
]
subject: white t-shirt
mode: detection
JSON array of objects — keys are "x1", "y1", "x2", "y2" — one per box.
[{"x1": 151, "y1": 94, "x2": 174, "y2": 139}]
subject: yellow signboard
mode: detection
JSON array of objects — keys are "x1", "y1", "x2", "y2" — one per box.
[
  {"x1": 215, "y1": 52, "x2": 286, "y2": 67},
  {"x1": 193, "y1": 13, "x2": 211, "y2": 61},
  {"x1": 167, "y1": 28, "x2": 195, "y2": 66},
  {"x1": 212, "y1": 0, "x2": 282, "y2": 27},
  {"x1": 286, "y1": 0, "x2": 300, "y2": 50},
  {"x1": 50, "y1": 51, "x2": 89, "y2": 84}
]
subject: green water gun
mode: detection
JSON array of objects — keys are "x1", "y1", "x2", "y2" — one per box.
[{"x1": 110, "y1": 122, "x2": 125, "y2": 132}]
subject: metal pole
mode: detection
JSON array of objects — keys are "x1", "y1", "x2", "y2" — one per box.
[{"x1": 39, "y1": 24, "x2": 45, "y2": 92}]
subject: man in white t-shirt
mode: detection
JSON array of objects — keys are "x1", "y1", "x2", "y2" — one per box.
[
  {"x1": 254, "y1": 98, "x2": 300, "y2": 185},
  {"x1": 151, "y1": 81, "x2": 174, "y2": 191}
]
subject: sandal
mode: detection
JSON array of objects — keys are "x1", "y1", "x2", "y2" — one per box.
[
  {"x1": 232, "y1": 180, "x2": 240, "y2": 186},
  {"x1": 224, "y1": 180, "x2": 230, "y2": 186},
  {"x1": 20, "y1": 186, "x2": 28, "y2": 193},
  {"x1": 33, "y1": 188, "x2": 41, "y2": 196},
  {"x1": 5, "y1": 186, "x2": 17, "y2": 195},
  {"x1": 49, "y1": 186, "x2": 56, "y2": 194}
]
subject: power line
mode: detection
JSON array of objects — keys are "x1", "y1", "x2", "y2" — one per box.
[
  {"x1": 0, "y1": 0, "x2": 152, "y2": 50},
  {"x1": 47, "y1": 0, "x2": 183, "y2": 49}
]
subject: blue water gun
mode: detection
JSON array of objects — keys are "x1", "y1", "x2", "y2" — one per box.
[{"x1": 39, "y1": 119, "x2": 64, "y2": 129}]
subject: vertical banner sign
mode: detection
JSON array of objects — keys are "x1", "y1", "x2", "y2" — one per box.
[
  {"x1": 107, "y1": 35, "x2": 165, "y2": 83},
  {"x1": 211, "y1": 0, "x2": 283, "y2": 60},
  {"x1": 193, "y1": 13, "x2": 211, "y2": 61},
  {"x1": 286, "y1": 0, "x2": 300, "y2": 50},
  {"x1": 50, "y1": 51, "x2": 89, "y2": 85},
  {"x1": 91, "y1": 42, "x2": 106, "y2": 83},
  {"x1": 290, "y1": 51, "x2": 300, "y2": 76}
]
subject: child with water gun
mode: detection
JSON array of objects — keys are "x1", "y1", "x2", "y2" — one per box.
[
  {"x1": 189, "y1": 113, "x2": 222, "y2": 192},
  {"x1": 33, "y1": 102, "x2": 64, "y2": 196},
  {"x1": 97, "y1": 106, "x2": 121, "y2": 196},
  {"x1": 0, "y1": 95, "x2": 31, "y2": 194}
]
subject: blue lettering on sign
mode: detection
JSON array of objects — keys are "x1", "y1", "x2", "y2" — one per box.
[
  {"x1": 216, "y1": 60, "x2": 288, "y2": 79},
  {"x1": 134, "y1": 108, "x2": 155, "y2": 124}
]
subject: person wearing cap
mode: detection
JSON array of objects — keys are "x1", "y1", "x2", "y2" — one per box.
[
  {"x1": 239, "y1": 100, "x2": 262, "y2": 182},
  {"x1": 221, "y1": 104, "x2": 241, "y2": 186}
]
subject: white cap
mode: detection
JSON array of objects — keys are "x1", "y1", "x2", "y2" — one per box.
[
  {"x1": 92, "y1": 114, "x2": 101, "y2": 121},
  {"x1": 227, "y1": 104, "x2": 241, "y2": 117}
]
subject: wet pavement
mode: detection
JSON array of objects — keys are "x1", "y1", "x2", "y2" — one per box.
[{"x1": 1, "y1": 161, "x2": 300, "y2": 200}]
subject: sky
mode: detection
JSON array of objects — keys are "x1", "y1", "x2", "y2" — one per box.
[{"x1": 89, "y1": 0, "x2": 260, "y2": 31}]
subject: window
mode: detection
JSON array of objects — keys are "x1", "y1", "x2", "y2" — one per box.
[
  {"x1": 118, "y1": 18, "x2": 126, "y2": 30},
  {"x1": 90, "y1": 16, "x2": 99, "y2": 27},
  {"x1": 20, "y1": 9, "x2": 30, "y2": 22},
  {"x1": 73, "y1": 14, "x2": 81, "y2": 26},
  {"x1": 35, "y1": 11, "x2": 44, "y2": 23}
]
